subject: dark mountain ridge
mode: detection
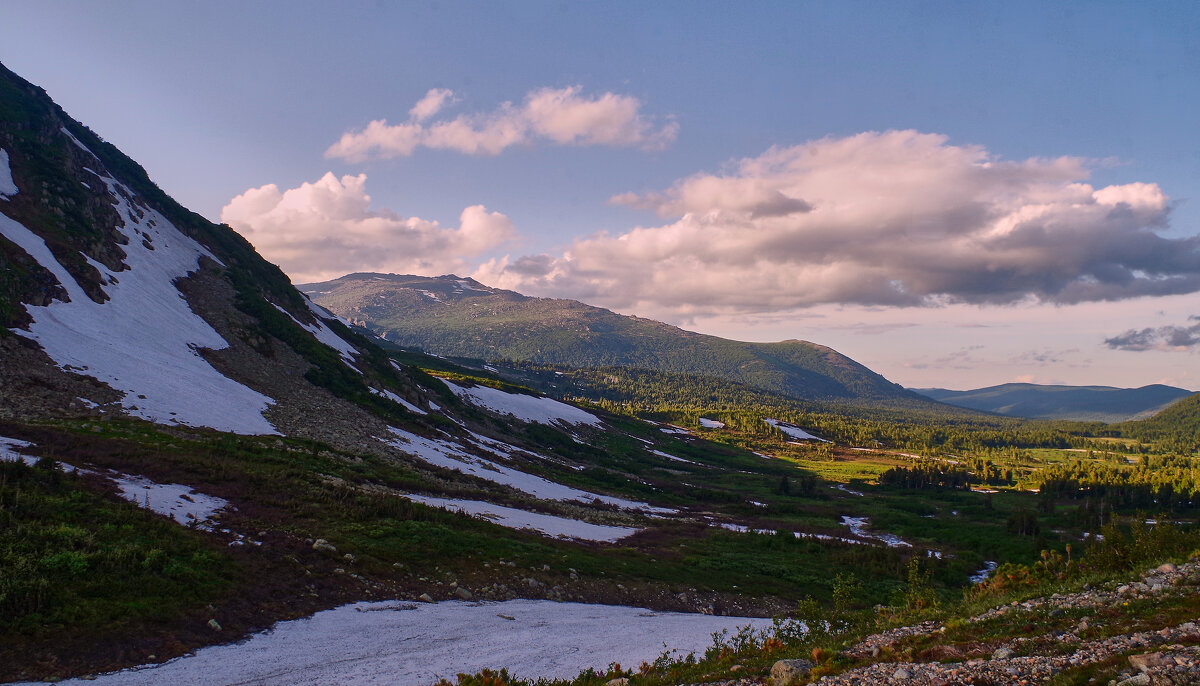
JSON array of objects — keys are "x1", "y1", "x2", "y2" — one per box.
[{"x1": 914, "y1": 382, "x2": 1195, "y2": 423}]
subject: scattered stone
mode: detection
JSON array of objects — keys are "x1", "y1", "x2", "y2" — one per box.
[
  {"x1": 455, "y1": 586, "x2": 473, "y2": 600},
  {"x1": 770, "y1": 658, "x2": 814, "y2": 686},
  {"x1": 418, "y1": 593, "x2": 434, "y2": 603},
  {"x1": 206, "y1": 619, "x2": 222, "y2": 631},
  {"x1": 312, "y1": 539, "x2": 337, "y2": 553},
  {"x1": 892, "y1": 667, "x2": 911, "y2": 680},
  {"x1": 605, "y1": 678, "x2": 629, "y2": 686},
  {"x1": 993, "y1": 646, "x2": 1014, "y2": 659},
  {"x1": 1157, "y1": 563, "x2": 1178, "y2": 573},
  {"x1": 1129, "y1": 652, "x2": 1176, "y2": 672}
]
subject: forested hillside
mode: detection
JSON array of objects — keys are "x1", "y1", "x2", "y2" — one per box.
[{"x1": 301, "y1": 273, "x2": 928, "y2": 407}]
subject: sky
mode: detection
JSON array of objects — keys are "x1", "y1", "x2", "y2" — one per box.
[{"x1": 1, "y1": 1, "x2": 1197, "y2": 390}]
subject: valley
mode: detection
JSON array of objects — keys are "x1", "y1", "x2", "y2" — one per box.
[{"x1": 1, "y1": 53, "x2": 1199, "y2": 686}]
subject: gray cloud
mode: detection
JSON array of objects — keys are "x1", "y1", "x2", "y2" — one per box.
[{"x1": 1105, "y1": 316, "x2": 1200, "y2": 351}]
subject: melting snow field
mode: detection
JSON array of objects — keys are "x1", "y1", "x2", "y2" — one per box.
[
  {"x1": 763, "y1": 419, "x2": 829, "y2": 442},
  {"x1": 112, "y1": 474, "x2": 228, "y2": 527},
  {"x1": 0, "y1": 155, "x2": 277, "y2": 435},
  {"x1": 698, "y1": 418, "x2": 725, "y2": 429},
  {"x1": 385, "y1": 427, "x2": 674, "y2": 514},
  {"x1": 405, "y1": 494, "x2": 637, "y2": 542},
  {"x1": 43, "y1": 600, "x2": 772, "y2": 686},
  {"x1": 442, "y1": 380, "x2": 601, "y2": 427}
]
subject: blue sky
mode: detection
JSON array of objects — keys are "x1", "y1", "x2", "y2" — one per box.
[{"x1": 2, "y1": 1, "x2": 1197, "y2": 389}]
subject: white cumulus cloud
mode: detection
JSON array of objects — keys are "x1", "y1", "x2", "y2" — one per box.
[
  {"x1": 220, "y1": 172, "x2": 515, "y2": 283},
  {"x1": 475, "y1": 130, "x2": 1200, "y2": 317},
  {"x1": 325, "y1": 86, "x2": 677, "y2": 162}
]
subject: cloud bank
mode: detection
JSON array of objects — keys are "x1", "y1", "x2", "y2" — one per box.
[
  {"x1": 1105, "y1": 316, "x2": 1200, "y2": 351},
  {"x1": 220, "y1": 173, "x2": 514, "y2": 283},
  {"x1": 477, "y1": 130, "x2": 1200, "y2": 316},
  {"x1": 326, "y1": 86, "x2": 678, "y2": 162}
]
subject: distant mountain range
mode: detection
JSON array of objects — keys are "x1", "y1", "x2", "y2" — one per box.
[
  {"x1": 913, "y1": 383, "x2": 1196, "y2": 423},
  {"x1": 299, "y1": 273, "x2": 931, "y2": 407}
]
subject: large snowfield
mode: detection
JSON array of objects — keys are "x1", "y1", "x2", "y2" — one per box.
[
  {"x1": 36, "y1": 599, "x2": 773, "y2": 686},
  {"x1": 0, "y1": 143, "x2": 278, "y2": 435}
]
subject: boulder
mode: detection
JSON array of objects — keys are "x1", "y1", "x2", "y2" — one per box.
[
  {"x1": 455, "y1": 586, "x2": 473, "y2": 600},
  {"x1": 770, "y1": 658, "x2": 814, "y2": 686},
  {"x1": 418, "y1": 593, "x2": 435, "y2": 603},
  {"x1": 312, "y1": 539, "x2": 337, "y2": 553}
]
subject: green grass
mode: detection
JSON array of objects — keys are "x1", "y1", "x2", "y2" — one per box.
[{"x1": 0, "y1": 459, "x2": 234, "y2": 638}]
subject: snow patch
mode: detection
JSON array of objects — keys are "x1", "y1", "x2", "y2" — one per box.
[
  {"x1": 698, "y1": 418, "x2": 725, "y2": 429},
  {"x1": 60, "y1": 127, "x2": 97, "y2": 156},
  {"x1": 276, "y1": 299, "x2": 361, "y2": 370},
  {"x1": 45, "y1": 599, "x2": 771, "y2": 686},
  {"x1": 0, "y1": 148, "x2": 17, "y2": 198},
  {"x1": 841, "y1": 516, "x2": 911, "y2": 547},
  {"x1": 415, "y1": 289, "x2": 443, "y2": 302},
  {"x1": 651, "y1": 449, "x2": 699, "y2": 466},
  {"x1": 369, "y1": 387, "x2": 427, "y2": 415},
  {"x1": 384, "y1": 427, "x2": 673, "y2": 514},
  {"x1": 405, "y1": 494, "x2": 637, "y2": 542},
  {"x1": 111, "y1": 474, "x2": 228, "y2": 527},
  {"x1": 0, "y1": 436, "x2": 226, "y2": 527},
  {"x1": 763, "y1": 419, "x2": 829, "y2": 442},
  {"x1": 0, "y1": 171, "x2": 277, "y2": 435},
  {"x1": 442, "y1": 379, "x2": 601, "y2": 427}
]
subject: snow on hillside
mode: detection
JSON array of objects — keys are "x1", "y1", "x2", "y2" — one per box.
[
  {"x1": 272, "y1": 301, "x2": 361, "y2": 371},
  {"x1": 1, "y1": 435, "x2": 227, "y2": 527},
  {"x1": 112, "y1": 474, "x2": 228, "y2": 527},
  {"x1": 442, "y1": 379, "x2": 601, "y2": 427},
  {"x1": 763, "y1": 418, "x2": 829, "y2": 442},
  {"x1": 385, "y1": 427, "x2": 673, "y2": 514},
  {"x1": 699, "y1": 418, "x2": 725, "y2": 428},
  {"x1": 43, "y1": 599, "x2": 772, "y2": 686},
  {"x1": 0, "y1": 157, "x2": 277, "y2": 435},
  {"x1": 369, "y1": 387, "x2": 427, "y2": 415},
  {"x1": 303, "y1": 297, "x2": 363, "y2": 364},
  {"x1": 0, "y1": 148, "x2": 17, "y2": 198},
  {"x1": 405, "y1": 494, "x2": 637, "y2": 542}
]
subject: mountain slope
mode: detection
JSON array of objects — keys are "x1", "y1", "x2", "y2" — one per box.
[
  {"x1": 300, "y1": 272, "x2": 927, "y2": 407},
  {"x1": 1, "y1": 61, "x2": 920, "y2": 681},
  {"x1": 914, "y1": 382, "x2": 1195, "y2": 422}
]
